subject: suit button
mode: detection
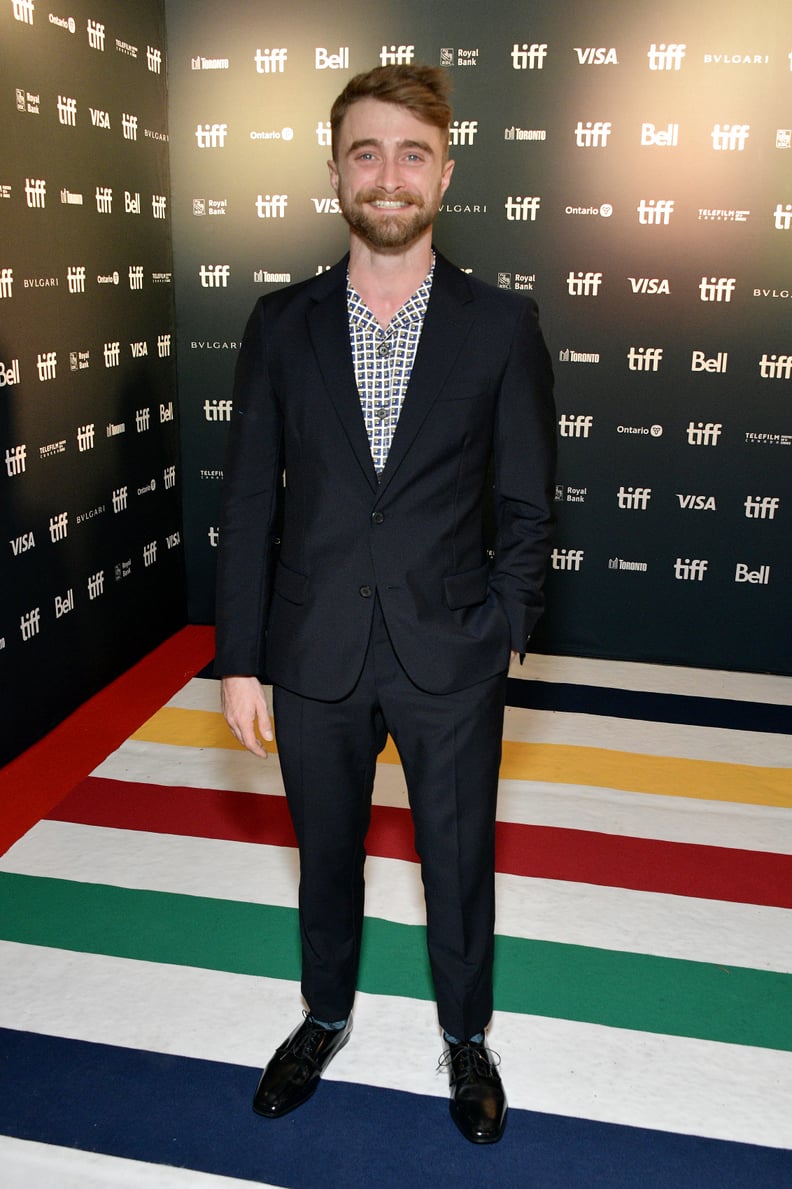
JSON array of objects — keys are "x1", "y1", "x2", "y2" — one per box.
[
  {"x1": 371, "y1": 511, "x2": 384, "y2": 524},
  {"x1": 359, "y1": 585, "x2": 373, "y2": 598}
]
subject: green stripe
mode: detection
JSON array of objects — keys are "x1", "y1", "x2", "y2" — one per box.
[{"x1": 2, "y1": 873, "x2": 790, "y2": 1051}]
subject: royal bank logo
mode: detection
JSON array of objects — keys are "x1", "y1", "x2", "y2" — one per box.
[
  {"x1": 195, "y1": 123, "x2": 227, "y2": 148},
  {"x1": 699, "y1": 276, "x2": 735, "y2": 302},
  {"x1": 637, "y1": 199, "x2": 674, "y2": 225},
  {"x1": 686, "y1": 421, "x2": 722, "y2": 445},
  {"x1": 574, "y1": 47, "x2": 618, "y2": 65},
  {"x1": 57, "y1": 95, "x2": 77, "y2": 126},
  {"x1": 16, "y1": 89, "x2": 40, "y2": 114},
  {"x1": 773, "y1": 204, "x2": 792, "y2": 231},
  {"x1": 692, "y1": 350, "x2": 728, "y2": 373},
  {"x1": 204, "y1": 399, "x2": 233, "y2": 421},
  {"x1": 574, "y1": 121, "x2": 611, "y2": 147},
  {"x1": 25, "y1": 178, "x2": 46, "y2": 208},
  {"x1": 193, "y1": 198, "x2": 228, "y2": 216},
  {"x1": 448, "y1": 120, "x2": 478, "y2": 146},
  {"x1": 627, "y1": 346, "x2": 662, "y2": 371},
  {"x1": 87, "y1": 19, "x2": 104, "y2": 50},
  {"x1": 551, "y1": 547, "x2": 584, "y2": 571},
  {"x1": 558, "y1": 414, "x2": 593, "y2": 438},
  {"x1": 629, "y1": 277, "x2": 670, "y2": 295},
  {"x1": 69, "y1": 349, "x2": 89, "y2": 371},
  {"x1": 256, "y1": 194, "x2": 288, "y2": 218},
  {"x1": 496, "y1": 272, "x2": 534, "y2": 291},
  {"x1": 777, "y1": 130, "x2": 791, "y2": 149},
  {"x1": 759, "y1": 354, "x2": 792, "y2": 379},
  {"x1": 380, "y1": 45, "x2": 414, "y2": 66},
  {"x1": 647, "y1": 43, "x2": 686, "y2": 71},
  {"x1": 511, "y1": 43, "x2": 547, "y2": 70},
  {"x1": 199, "y1": 264, "x2": 230, "y2": 288},
  {"x1": 674, "y1": 558, "x2": 707, "y2": 580},
  {"x1": 36, "y1": 351, "x2": 57, "y2": 381},
  {"x1": 617, "y1": 486, "x2": 652, "y2": 510},
  {"x1": 641, "y1": 123, "x2": 679, "y2": 147},
  {"x1": 505, "y1": 196, "x2": 540, "y2": 221},
  {"x1": 567, "y1": 271, "x2": 603, "y2": 296},
  {"x1": 440, "y1": 48, "x2": 479, "y2": 67},
  {"x1": 711, "y1": 124, "x2": 750, "y2": 151},
  {"x1": 0, "y1": 268, "x2": 14, "y2": 299},
  {"x1": 13, "y1": 0, "x2": 35, "y2": 24},
  {"x1": 744, "y1": 496, "x2": 780, "y2": 519},
  {"x1": 255, "y1": 48, "x2": 287, "y2": 73}
]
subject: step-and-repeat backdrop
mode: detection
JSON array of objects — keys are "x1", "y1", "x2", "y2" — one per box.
[
  {"x1": 0, "y1": 0, "x2": 183, "y2": 764},
  {"x1": 167, "y1": 0, "x2": 791, "y2": 676}
]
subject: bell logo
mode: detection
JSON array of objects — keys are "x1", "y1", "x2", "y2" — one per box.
[
  {"x1": 315, "y1": 47, "x2": 349, "y2": 69},
  {"x1": 691, "y1": 351, "x2": 728, "y2": 373},
  {"x1": 641, "y1": 123, "x2": 679, "y2": 147},
  {"x1": 735, "y1": 563, "x2": 770, "y2": 584}
]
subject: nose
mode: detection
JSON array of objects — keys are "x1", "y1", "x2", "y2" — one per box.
[{"x1": 375, "y1": 152, "x2": 403, "y2": 193}]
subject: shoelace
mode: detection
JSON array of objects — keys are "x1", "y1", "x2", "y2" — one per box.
[{"x1": 437, "y1": 1043, "x2": 502, "y2": 1081}]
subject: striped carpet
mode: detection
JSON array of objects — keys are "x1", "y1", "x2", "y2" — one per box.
[{"x1": 1, "y1": 651, "x2": 791, "y2": 1187}]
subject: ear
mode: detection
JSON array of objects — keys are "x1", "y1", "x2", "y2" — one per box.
[
  {"x1": 440, "y1": 157, "x2": 455, "y2": 197},
  {"x1": 327, "y1": 158, "x2": 339, "y2": 194}
]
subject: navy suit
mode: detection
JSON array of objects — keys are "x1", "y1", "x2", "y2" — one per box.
[{"x1": 215, "y1": 252, "x2": 556, "y2": 1037}]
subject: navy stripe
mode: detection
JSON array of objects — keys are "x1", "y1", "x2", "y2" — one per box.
[
  {"x1": 1, "y1": 1028, "x2": 789, "y2": 1188},
  {"x1": 506, "y1": 679, "x2": 792, "y2": 735}
]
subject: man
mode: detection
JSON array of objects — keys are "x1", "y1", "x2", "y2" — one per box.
[{"x1": 216, "y1": 64, "x2": 556, "y2": 1145}]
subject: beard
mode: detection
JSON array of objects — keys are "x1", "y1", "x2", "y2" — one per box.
[{"x1": 339, "y1": 187, "x2": 440, "y2": 249}]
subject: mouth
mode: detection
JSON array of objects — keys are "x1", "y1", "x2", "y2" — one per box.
[{"x1": 369, "y1": 199, "x2": 412, "y2": 210}]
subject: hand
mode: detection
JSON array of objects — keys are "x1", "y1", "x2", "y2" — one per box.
[{"x1": 220, "y1": 675, "x2": 274, "y2": 758}]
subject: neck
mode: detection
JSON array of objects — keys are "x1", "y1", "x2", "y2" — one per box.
[{"x1": 348, "y1": 230, "x2": 434, "y2": 326}]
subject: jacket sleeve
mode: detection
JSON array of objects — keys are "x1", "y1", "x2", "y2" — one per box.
[
  {"x1": 214, "y1": 299, "x2": 284, "y2": 676},
  {"x1": 488, "y1": 298, "x2": 557, "y2": 651}
]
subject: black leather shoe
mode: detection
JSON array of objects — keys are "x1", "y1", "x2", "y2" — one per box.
[
  {"x1": 252, "y1": 1015, "x2": 352, "y2": 1118},
  {"x1": 443, "y1": 1038, "x2": 507, "y2": 1144}
]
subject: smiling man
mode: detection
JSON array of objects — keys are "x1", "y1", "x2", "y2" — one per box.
[{"x1": 215, "y1": 65, "x2": 556, "y2": 1145}]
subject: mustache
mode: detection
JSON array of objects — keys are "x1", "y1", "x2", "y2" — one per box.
[{"x1": 354, "y1": 188, "x2": 425, "y2": 208}]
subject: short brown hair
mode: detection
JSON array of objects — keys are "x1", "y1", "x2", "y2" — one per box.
[{"x1": 330, "y1": 65, "x2": 453, "y2": 160}]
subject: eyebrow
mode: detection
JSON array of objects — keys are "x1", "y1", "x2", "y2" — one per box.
[{"x1": 346, "y1": 137, "x2": 436, "y2": 156}]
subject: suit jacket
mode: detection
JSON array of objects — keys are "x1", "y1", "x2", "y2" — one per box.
[{"x1": 214, "y1": 251, "x2": 556, "y2": 698}]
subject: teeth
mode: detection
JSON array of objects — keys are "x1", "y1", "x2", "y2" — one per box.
[{"x1": 372, "y1": 201, "x2": 409, "y2": 209}]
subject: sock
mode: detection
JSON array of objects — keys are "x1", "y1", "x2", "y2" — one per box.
[
  {"x1": 444, "y1": 1030, "x2": 485, "y2": 1045},
  {"x1": 307, "y1": 1014, "x2": 347, "y2": 1031}
]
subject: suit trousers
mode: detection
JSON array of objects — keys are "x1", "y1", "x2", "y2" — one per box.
[{"x1": 273, "y1": 595, "x2": 508, "y2": 1042}]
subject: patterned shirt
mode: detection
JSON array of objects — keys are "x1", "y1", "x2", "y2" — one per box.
[{"x1": 347, "y1": 255, "x2": 435, "y2": 476}]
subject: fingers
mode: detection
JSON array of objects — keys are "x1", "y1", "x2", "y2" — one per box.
[{"x1": 221, "y1": 676, "x2": 273, "y2": 759}]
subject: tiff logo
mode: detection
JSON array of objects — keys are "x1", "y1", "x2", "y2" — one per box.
[
  {"x1": 648, "y1": 43, "x2": 686, "y2": 71},
  {"x1": 448, "y1": 120, "x2": 478, "y2": 146},
  {"x1": 512, "y1": 43, "x2": 547, "y2": 69},
  {"x1": 551, "y1": 548, "x2": 584, "y2": 571},
  {"x1": 147, "y1": 46, "x2": 162, "y2": 73},
  {"x1": 711, "y1": 123, "x2": 750, "y2": 151},
  {"x1": 559, "y1": 414, "x2": 593, "y2": 438},
  {"x1": 67, "y1": 265, "x2": 86, "y2": 293},
  {"x1": 687, "y1": 421, "x2": 722, "y2": 446},
  {"x1": 699, "y1": 276, "x2": 736, "y2": 302},
  {"x1": 87, "y1": 570, "x2": 105, "y2": 599},
  {"x1": 505, "y1": 196, "x2": 540, "y2": 221},
  {"x1": 567, "y1": 271, "x2": 603, "y2": 296},
  {"x1": 76, "y1": 423, "x2": 95, "y2": 451},
  {"x1": 195, "y1": 123, "x2": 227, "y2": 148},
  {"x1": 637, "y1": 199, "x2": 674, "y2": 225},
  {"x1": 152, "y1": 194, "x2": 167, "y2": 219},
  {"x1": 575, "y1": 121, "x2": 612, "y2": 147},
  {"x1": 129, "y1": 265, "x2": 144, "y2": 289},
  {"x1": 112, "y1": 486, "x2": 128, "y2": 512},
  {"x1": 773, "y1": 203, "x2": 792, "y2": 230},
  {"x1": 57, "y1": 95, "x2": 77, "y2": 125},
  {"x1": 37, "y1": 351, "x2": 57, "y2": 381},
  {"x1": 87, "y1": 19, "x2": 105, "y2": 50},
  {"x1": 745, "y1": 496, "x2": 780, "y2": 519},
  {"x1": 255, "y1": 48, "x2": 287, "y2": 72},
  {"x1": 0, "y1": 268, "x2": 14, "y2": 298},
  {"x1": 256, "y1": 194, "x2": 288, "y2": 218},
  {"x1": 122, "y1": 113, "x2": 138, "y2": 140},
  {"x1": 627, "y1": 346, "x2": 663, "y2": 372},
  {"x1": 208, "y1": 527, "x2": 220, "y2": 547},
  {"x1": 380, "y1": 45, "x2": 414, "y2": 66},
  {"x1": 5, "y1": 445, "x2": 27, "y2": 476},
  {"x1": 95, "y1": 186, "x2": 113, "y2": 213},
  {"x1": 759, "y1": 354, "x2": 792, "y2": 379},
  {"x1": 163, "y1": 465, "x2": 176, "y2": 489},
  {"x1": 205, "y1": 399, "x2": 233, "y2": 421},
  {"x1": 157, "y1": 333, "x2": 171, "y2": 357},
  {"x1": 200, "y1": 264, "x2": 230, "y2": 287},
  {"x1": 49, "y1": 512, "x2": 69, "y2": 542},
  {"x1": 674, "y1": 558, "x2": 707, "y2": 581},
  {"x1": 104, "y1": 341, "x2": 120, "y2": 367},
  {"x1": 617, "y1": 486, "x2": 652, "y2": 510},
  {"x1": 20, "y1": 608, "x2": 41, "y2": 642},
  {"x1": 143, "y1": 541, "x2": 158, "y2": 567},
  {"x1": 136, "y1": 407, "x2": 151, "y2": 432},
  {"x1": 12, "y1": 0, "x2": 35, "y2": 25},
  {"x1": 25, "y1": 178, "x2": 46, "y2": 208},
  {"x1": 316, "y1": 120, "x2": 331, "y2": 147}
]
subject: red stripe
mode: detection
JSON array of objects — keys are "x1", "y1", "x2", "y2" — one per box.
[{"x1": 48, "y1": 776, "x2": 792, "y2": 909}]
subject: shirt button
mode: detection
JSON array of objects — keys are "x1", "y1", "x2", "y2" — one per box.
[
  {"x1": 359, "y1": 585, "x2": 373, "y2": 598},
  {"x1": 377, "y1": 341, "x2": 392, "y2": 358},
  {"x1": 371, "y1": 511, "x2": 384, "y2": 524}
]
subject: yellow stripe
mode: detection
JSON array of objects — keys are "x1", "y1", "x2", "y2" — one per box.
[{"x1": 131, "y1": 707, "x2": 792, "y2": 809}]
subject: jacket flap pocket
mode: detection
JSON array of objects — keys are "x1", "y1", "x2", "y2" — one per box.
[
  {"x1": 273, "y1": 560, "x2": 308, "y2": 605},
  {"x1": 443, "y1": 562, "x2": 489, "y2": 610}
]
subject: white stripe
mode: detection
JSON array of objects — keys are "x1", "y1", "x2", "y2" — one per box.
[
  {"x1": 0, "y1": 1136, "x2": 275, "y2": 1189},
  {"x1": 4, "y1": 822, "x2": 790, "y2": 972},
  {"x1": 510, "y1": 653, "x2": 792, "y2": 705},
  {"x1": 0, "y1": 943, "x2": 789, "y2": 1149},
  {"x1": 94, "y1": 740, "x2": 792, "y2": 855}
]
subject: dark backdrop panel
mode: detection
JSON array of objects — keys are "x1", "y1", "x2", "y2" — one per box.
[
  {"x1": 0, "y1": 0, "x2": 183, "y2": 765},
  {"x1": 167, "y1": 0, "x2": 789, "y2": 675}
]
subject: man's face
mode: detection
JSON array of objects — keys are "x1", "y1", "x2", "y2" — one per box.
[{"x1": 328, "y1": 97, "x2": 454, "y2": 250}]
